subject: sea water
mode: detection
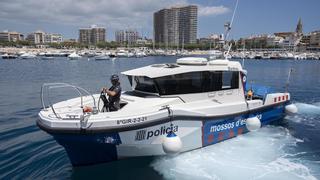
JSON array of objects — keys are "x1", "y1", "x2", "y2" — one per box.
[{"x1": 0, "y1": 56, "x2": 319, "y2": 179}]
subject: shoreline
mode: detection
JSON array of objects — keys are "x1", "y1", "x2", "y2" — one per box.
[{"x1": 1, "y1": 47, "x2": 320, "y2": 60}]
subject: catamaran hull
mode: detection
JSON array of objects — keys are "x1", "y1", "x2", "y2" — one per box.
[{"x1": 42, "y1": 103, "x2": 287, "y2": 166}]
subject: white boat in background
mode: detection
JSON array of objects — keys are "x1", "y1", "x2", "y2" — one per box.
[
  {"x1": 165, "y1": 50, "x2": 176, "y2": 56},
  {"x1": 270, "y1": 52, "x2": 280, "y2": 59},
  {"x1": 209, "y1": 50, "x2": 223, "y2": 60},
  {"x1": 95, "y1": 55, "x2": 110, "y2": 61},
  {"x1": 286, "y1": 52, "x2": 295, "y2": 59},
  {"x1": 68, "y1": 52, "x2": 82, "y2": 60},
  {"x1": 154, "y1": 49, "x2": 166, "y2": 56},
  {"x1": 299, "y1": 53, "x2": 307, "y2": 60},
  {"x1": 38, "y1": 52, "x2": 46, "y2": 56},
  {"x1": 20, "y1": 53, "x2": 36, "y2": 59},
  {"x1": 176, "y1": 50, "x2": 189, "y2": 57},
  {"x1": 18, "y1": 51, "x2": 26, "y2": 56},
  {"x1": 262, "y1": 52, "x2": 271, "y2": 59},
  {"x1": 116, "y1": 50, "x2": 129, "y2": 57},
  {"x1": 41, "y1": 56, "x2": 54, "y2": 60},
  {"x1": 1, "y1": 53, "x2": 18, "y2": 59},
  {"x1": 306, "y1": 53, "x2": 316, "y2": 60},
  {"x1": 231, "y1": 52, "x2": 245, "y2": 59},
  {"x1": 181, "y1": 50, "x2": 189, "y2": 56},
  {"x1": 254, "y1": 52, "x2": 263, "y2": 59},
  {"x1": 128, "y1": 52, "x2": 135, "y2": 58},
  {"x1": 135, "y1": 51, "x2": 146, "y2": 58}
]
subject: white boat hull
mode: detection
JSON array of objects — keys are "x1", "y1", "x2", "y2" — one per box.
[{"x1": 38, "y1": 101, "x2": 287, "y2": 166}]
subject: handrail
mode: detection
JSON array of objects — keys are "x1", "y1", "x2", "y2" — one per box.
[{"x1": 40, "y1": 83, "x2": 98, "y2": 119}]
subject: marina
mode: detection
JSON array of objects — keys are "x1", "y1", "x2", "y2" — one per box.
[{"x1": 1, "y1": 48, "x2": 320, "y2": 60}]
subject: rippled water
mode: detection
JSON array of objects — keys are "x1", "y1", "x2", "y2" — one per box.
[{"x1": 0, "y1": 57, "x2": 319, "y2": 179}]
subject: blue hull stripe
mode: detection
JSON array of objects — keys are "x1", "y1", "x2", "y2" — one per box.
[{"x1": 202, "y1": 104, "x2": 285, "y2": 146}]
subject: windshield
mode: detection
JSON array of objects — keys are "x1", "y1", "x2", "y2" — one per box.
[
  {"x1": 129, "y1": 71, "x2": 239, "y2": 95},
  {"x1": 134, "y1": 76, "x2": 158, "y2": 93}
]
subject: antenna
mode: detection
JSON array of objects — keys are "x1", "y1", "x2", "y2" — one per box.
[
  {"x1": 224, "y1": 0, "x2": 239, "y2": 58},
  {"x1": 285, "y1": 68, "x2": 294, "y2": 92},
  {"x1": 242, "y1": 40, "x2": 245, "y2": 68}
]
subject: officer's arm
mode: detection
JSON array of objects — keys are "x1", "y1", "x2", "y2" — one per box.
[{"x1": 106, "y1": 89, "x2": 117, "y2": 96}]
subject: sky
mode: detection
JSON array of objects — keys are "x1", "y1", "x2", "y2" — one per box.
[{"x1": 0, "y1": 0, "x2": 319, "y2": 40}]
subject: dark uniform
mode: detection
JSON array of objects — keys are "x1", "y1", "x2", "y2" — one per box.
[{"x1": 108, "y1": 82, "x2": 121, "y2": 111}]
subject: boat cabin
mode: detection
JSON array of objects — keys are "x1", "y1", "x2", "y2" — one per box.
[{"x1": 122, "y1": 57, "x2": 246, "y2": 102}]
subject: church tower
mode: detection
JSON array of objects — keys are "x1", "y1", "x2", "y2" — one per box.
[{"x1": 296, "y1": 18, "x2": 303, "y2": 35}]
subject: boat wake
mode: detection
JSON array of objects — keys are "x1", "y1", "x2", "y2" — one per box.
[
  {"x1": 151, "y1": 107, "x2": 319, "y2": 180},
  {"x1": 286, "y1": 102, "x2": 320, "y2": 127},
  {"x1": 295, "y1": 102, "x2": 320, "y2": 115}
]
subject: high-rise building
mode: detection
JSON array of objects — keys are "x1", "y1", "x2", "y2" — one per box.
[
  {"x1": 125, "y1": 29, "x2": 139, "y2": 45},
  {"x1": 0, "y1": 32, "x2": 10, "y2": 42},
  {"x1": 310, "y1": 30, "x2": 320, "y2": 47},
  {"x1": 26, "y1": 31, "x2": 45, "y2": 44},
  {"x1": 0, "y1": 31, "x2": 24, "y2": 42},
  {"x1": 154, "y1": 5, "x2": 197, "y2": 46},
  {"x1": 115, "y1": 29, "x2": 139, "y2": 45},
  {"x1": 91, "y1": 26, "x2": 106, "y2": 44},
  {"x1": 79, "y1": 28, "x2": 91, "y2": 44},
  {"x1": 115, "y1": 30, "x2": 125, "y2": 44},
  {"x1": 26, "y1": 31, "x2": 63, "y2": 44},
  {"x1": 79, "y1": 25, "x2": 106, "y2": 45}
]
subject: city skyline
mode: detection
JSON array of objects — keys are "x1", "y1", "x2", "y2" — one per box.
[{"x1": 0, "y1": 0, "x2": 320, "y2": 40}]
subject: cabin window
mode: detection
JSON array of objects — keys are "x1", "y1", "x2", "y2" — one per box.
[
  {"x1": 133, "y1": 76, "x2": 158, "y2": 93},
  {"x1": 155, "y1": 72, "x2": 204, "y2": 95},
  {"x1": 222, "y1": 71, "x2": 239, "y2": 90},
  {"x1": 154, "y1": 71, "x2": 239, "y2": 95},
  {"x1": 127, "y1": 76, "x2": 133, "y2": 86}
]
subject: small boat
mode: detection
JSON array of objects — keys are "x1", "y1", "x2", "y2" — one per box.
[
  {"x1": 1, "y1": 53, "x2": 18, "y2": 59},
  {"x1": 135, "y1": 51, "x2": 145, "y2": 58},
  {"x1": 37, "y1": 56, "x2": 298, "y2": 166},
  {"x1": 68, "y1": 52, "x2": 81, "y2": 60},
  {"x1": 20, "y1": 53, "x2": 36, "y2": 59},
  {"x1": 270, "y1": 52, "x2": 280, "y2": 60},
  {"x1": 209, "y1": 50, "x2": 223, "y2": 60},
  {"x1": 38, "y1": 52, "x2": 46, "y2": 56},
  {"x1": 41, "y1": 56, "x2": 54, "y2": 60},
  {"x1": 254, "y1": 55, "x2": 262, "y2": 59},
  {"x1": 95, "y1": 55, "x2": 110, "y2": 61},
  {"x1": 164, "y1": 50, "x2": 176, "y2": 56},
  {"x1": 116, "y1": 50, "x2": 129, "y2": 57}
]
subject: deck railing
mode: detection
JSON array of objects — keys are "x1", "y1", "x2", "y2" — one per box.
[{"x1": 40, "y1": 83, "x2": 97, "y2": 119}]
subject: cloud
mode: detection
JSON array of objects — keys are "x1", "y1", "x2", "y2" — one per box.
[
  {"x1": 0, "y1": 0, "x2": 186, "y2": 29},
  {"x1": 199, "y1": 5, "x2": 230, "y2": 16},
  {"x1": 0, "y1": 0, "x2": 230, "y2": 37}
]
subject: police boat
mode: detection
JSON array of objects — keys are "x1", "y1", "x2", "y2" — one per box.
[{"x1": 37, "y1": 57, "x2": 298, "y2": 166}]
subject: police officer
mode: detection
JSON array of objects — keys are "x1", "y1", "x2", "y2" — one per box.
[{"x1": 102, "y1": 74, "x2": 122, "y2": 111}]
